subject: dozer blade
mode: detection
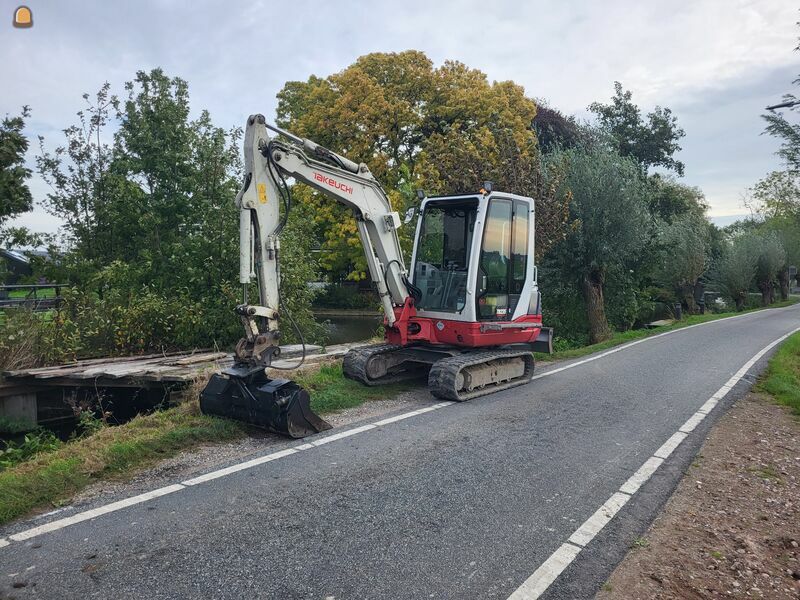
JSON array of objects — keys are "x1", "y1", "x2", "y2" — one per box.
[{"x1": 200, "y1": 364, "x2": 331, "y2": 438}]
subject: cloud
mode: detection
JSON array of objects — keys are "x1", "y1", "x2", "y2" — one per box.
[{"x1": 1, "y1": 0, "x2": 797, "y2": 234}]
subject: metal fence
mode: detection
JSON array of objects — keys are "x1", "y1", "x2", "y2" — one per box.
[{"x1": 0, "y1": 284, "x2": 65, "y2": 312}]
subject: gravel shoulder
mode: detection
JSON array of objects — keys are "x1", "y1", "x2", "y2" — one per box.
[
  {"x1": 68, "y1": 386, "x2": 434, "y2": 507},
  {"x1": 596, "y1": 392, "x2": 800, "y2": 599}
]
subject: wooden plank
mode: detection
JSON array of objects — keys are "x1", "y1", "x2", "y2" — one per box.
[
  {"x1": 4, "y1": 353, "x2": 163, "y2": 377},
  {"x1": 131, "y1": 365, "x2": 197, "y2": 382},
  {"x1": 3, "y1": 350, "x2": 213, "y2": 378},
  {"x1": 69, "y1": 356, "x2": 176, "y2": 380},
  {"x1": 168, "y1": 352, "x2": 229, "y2": 366}
]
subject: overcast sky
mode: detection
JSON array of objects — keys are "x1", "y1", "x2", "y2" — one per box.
[{"x1": 2, "y1": 0, "x2": 797, "y2": 234}]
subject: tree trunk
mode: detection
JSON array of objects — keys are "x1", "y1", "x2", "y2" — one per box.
[
  {"x1": 583, "y1": 270, "x2": 611, "y2": 344},
  {"x1": 678, "y1": 284, "x2": 697, "y2": 315},
  {"x1": 758, "y1": 282, "x2": 770, "y2": 307},
  {"x1": 735, "y1": 292, "x2": 746, "y2": 311},
  {"x1": 778, "y1": 270, "x2": 789, "y2": 301}
]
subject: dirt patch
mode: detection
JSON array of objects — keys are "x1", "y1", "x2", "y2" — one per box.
[{"x1": 597, "y1": 393, "x2": 800, "y2": 599}]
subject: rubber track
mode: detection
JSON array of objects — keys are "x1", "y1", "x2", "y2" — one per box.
[
  {"x1": 427, "y1": 348, "x2": 535, "y2": 401},
  {"x1": 342, "y1": 343, "x2": 429, "y2": 386}
]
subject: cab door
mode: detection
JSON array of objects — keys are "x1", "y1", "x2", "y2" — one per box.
[{"x1": 476, "y1": 197, "x2": 530, "y2": 321}]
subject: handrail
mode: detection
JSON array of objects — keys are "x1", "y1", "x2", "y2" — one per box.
[{"x1": 0, "y1": 284, "x2": 66, "y2": 289}]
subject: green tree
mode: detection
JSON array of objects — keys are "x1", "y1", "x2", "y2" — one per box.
[
  {"x1": 589, "y1": 82, "x2": 685, "y2": 175},
  {"x1": 0, "y1": 106, "x2": 33, "y2": 236},
  {"x1": 655, "y1": 212, "x2": 708, "y2": 312},
  {"x1": 550, "y1": 147, "x2": 653, "y2": 343},
  {"x1": 751, "y1": 231, "x2": 786, "y2": 306},
  {"x1": 648, "y1": 176, "x2": 707, "y2": 223},
  {"x1": 751, "y1": 170, "x2": 800, "y2": 217},
  {"x1": 762, "y1": 29, "x2": 799, "y2": 173},
  {"x1": 36, "y1": 69, "x2": 322, "y2": 353},
  {"x1": 750, "y1": 170, "x2": 800, "y2": 299},
  {"x1": 37, "y1": 84, "x2": 116, "y2": 269},
  {"x1": 714, "y1": 234, "x2": 757, "y2": 311}
]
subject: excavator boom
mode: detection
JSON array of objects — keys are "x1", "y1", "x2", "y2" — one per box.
[{"x1": 201, "y1": 114, "x2": 413, "y2": 437}]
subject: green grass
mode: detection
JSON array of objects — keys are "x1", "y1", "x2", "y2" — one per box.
[
  {"x1": 7, "y1": 287, "x2": 56, "y2": 299},
  {"x1": 0, "y1": 401, "x2": 243, "y2": 525},
  {"x1": 757, "y1": 330, "x2": 800, "y2": 415},
  {"x1": 536, "y1": 297, "x2": 800, "y2": 362},
  {"x1": 297, "y1": 362, "x2": 418, "y2": 414}
]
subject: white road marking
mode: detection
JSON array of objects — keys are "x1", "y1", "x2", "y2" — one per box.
[
  {"x1": 530, "y1": 303, "x2": 795, "y2": 383},
  {"x1": 373, "y1": 402, "x2": 454, "y2": 426},
  {"x1": 8, "y1": 484, "x2": 185, "y2": 542},
  {"x1": 506, "y1": 323, "x2": 800, "y2": 599},
  {"x1": 182, "y1": 448, "x2": 299, "y2": 486},
  {"x1": 507, "y1": 543, "x2": 582, "y2": 600},
  {"x1": 1, "y1": 402, "x2": 456, "y2": 545},
  {"x1": 619, "y1": 456, "x2": 663, "y2": 495},
  {"x1": 654, "y1": 431, "x2": 688, "y2": 459},
  {"x1": 568, "y1": 492, "x2": 630, "y2": 547},
  {"x1": 1, "y1": 312, "x2": 796, "y2": 555},
  {"x1": 309, "y1": 424, "x2": 377, "y2": 446},
  {"x1": 697, "y1": 397, "x2": 719, "y2": 414},
  {"x1": 679, "y1": 411, "x2": 708, "y2": 433}
]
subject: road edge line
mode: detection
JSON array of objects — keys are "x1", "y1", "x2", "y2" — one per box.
[{"x1": 505, "y1": 324, "x2": 800, "y2": 599}]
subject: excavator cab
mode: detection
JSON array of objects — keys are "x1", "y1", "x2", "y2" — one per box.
[{"x1": 411, "y1": 191, "x2": 536, "y2": 325}]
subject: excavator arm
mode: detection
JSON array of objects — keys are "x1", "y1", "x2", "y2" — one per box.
[
  {"x1": 234, "y1": 114, "x2": 410, "y2": 368},
  {"x1": 201, "y1": 114, "x2": 413, "y2": 438}
]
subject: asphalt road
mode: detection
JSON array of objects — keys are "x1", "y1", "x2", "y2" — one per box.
[{"x1": 2, "y1": 304, "x2": 799, "y2": 600}]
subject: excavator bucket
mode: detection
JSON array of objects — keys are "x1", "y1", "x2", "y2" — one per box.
[{"x1": 200, "y1": 365, "x2": 331, "y2": 438}]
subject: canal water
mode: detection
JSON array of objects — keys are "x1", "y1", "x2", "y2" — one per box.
[{"x1": 316, "y1": 313, "x2": 382, "y2": 345}]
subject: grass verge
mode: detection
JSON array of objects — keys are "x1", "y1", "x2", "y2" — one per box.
[
  {"x1": 536, "y1": 297, "x2": 800, "y2": 362},
  {"x1": 757, "y1": 330, "x2": 800, "y2": 415},
  {"x1": 0, "y1": 400, "x2": 244, "y2": 525},
  {"x1": 296, "y1": 362, "x2": 418, "y2": 414},
  {"x1": 0, "y1": 363, "x2": 415, "y2": 526}
]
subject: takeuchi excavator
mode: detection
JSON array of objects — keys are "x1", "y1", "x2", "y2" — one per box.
[{"x1": 200, "y1": 114, "x2": 553, "y2": 438}]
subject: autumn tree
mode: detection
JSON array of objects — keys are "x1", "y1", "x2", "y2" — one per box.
[{"x1": 276, "y1": 51, "x2": 571, "y2": 279}]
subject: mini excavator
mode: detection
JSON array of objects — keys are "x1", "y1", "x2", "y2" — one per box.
[{"x1": 200, "y1": 115, "x2": 553, "y2": 438}]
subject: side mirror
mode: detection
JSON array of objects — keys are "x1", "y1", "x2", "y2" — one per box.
[{"x1": 403, "y1": 207, "x2": 417, "y2": 224}]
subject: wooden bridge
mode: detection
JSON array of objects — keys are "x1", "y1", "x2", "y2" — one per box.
[{"x1": 0, "y1": 343, "x2": 364, "y2": 427}]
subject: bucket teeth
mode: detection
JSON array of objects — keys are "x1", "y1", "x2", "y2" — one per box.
[{"x1": 200, "y1": 365, "x2": 331, "y2": 438}]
